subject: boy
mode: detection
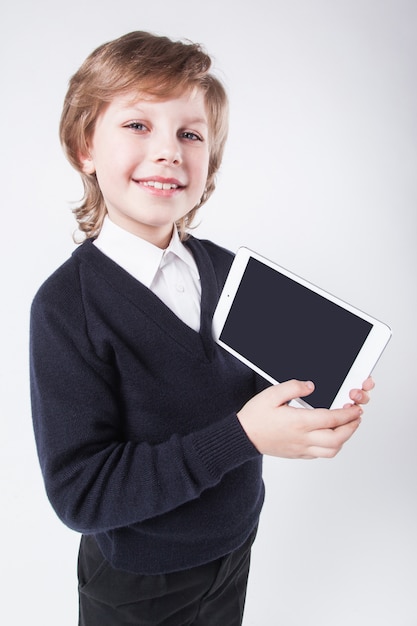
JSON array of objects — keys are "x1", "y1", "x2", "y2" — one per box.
[{"x1": 30, "y1": 31, "x2": 373, "y2": 626}]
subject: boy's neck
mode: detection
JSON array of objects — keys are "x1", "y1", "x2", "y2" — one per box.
[{"x1": 106, "y1": 215, "x2": 174, "y2": 250}]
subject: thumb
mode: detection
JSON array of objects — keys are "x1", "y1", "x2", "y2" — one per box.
[{"x1": 267, "y1": 379, "x2": 315, "y2": 407}]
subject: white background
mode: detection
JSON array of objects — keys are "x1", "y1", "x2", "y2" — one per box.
[{"x1": 1, "y1": 0, "x2": 416, "y2": 624}]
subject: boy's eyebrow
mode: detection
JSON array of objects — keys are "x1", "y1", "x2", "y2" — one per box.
[
  {"x1": 182, "y1": 117, "x2": 209, "y2": 127},
  {"x1": 124, "y1": 103, "x2": 208, "y2": 126}
]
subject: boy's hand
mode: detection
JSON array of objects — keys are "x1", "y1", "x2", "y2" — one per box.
[
  {"x1": 345, "y1": 375, "x2": 375, "y2": 407},
  {"x1": 237, "y1": 380, "x2": 365, "y2": 459}
]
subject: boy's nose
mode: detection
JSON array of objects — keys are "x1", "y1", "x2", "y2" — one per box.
[{"x1": 153, "y1": 137, "x2": 182, "y2": 166}]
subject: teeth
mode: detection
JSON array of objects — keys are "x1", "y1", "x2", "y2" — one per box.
[{"x1": 142, "y1": 181, "x2": 179, "y2": 190}]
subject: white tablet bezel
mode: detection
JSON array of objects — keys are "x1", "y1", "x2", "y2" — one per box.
[{"x1": 212, "y1": 247, "x2": 392, "y2": 409}]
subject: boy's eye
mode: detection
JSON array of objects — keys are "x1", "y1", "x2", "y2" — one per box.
[
  {"x1": 181, "y1": 131, "x2": 202, "y2": 141},
  {"x1": 125, "y1": 122, "x2": 147, "y2": 131}
]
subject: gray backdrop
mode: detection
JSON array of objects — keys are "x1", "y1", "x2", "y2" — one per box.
[{"x1": 1, "y1": 0, "x2": 416, "y2": 624}]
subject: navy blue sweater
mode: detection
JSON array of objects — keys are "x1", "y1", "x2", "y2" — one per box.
[{"x1": 30, "y1": 236, "x2": 266, "y2": 575}]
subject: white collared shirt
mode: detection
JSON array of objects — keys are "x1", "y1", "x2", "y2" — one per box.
[{"x1": 93, "y1": 217, "x2": 201, "y2": 332}]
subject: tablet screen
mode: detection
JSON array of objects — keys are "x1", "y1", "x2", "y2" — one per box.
[{"x1": 218, "y1": 257, "x2": 373, "y2": 409}]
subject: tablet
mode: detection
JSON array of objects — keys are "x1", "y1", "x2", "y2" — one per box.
[{"x1": 212, "y1": 247, "x2": 392, "y2": 409}]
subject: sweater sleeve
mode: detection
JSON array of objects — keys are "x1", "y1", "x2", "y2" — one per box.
[{"x1": 29, "y1": 271, "x2": 260, "y2": 535}]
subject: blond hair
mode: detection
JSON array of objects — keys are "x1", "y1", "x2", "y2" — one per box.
[{"x1": 59, "y1": 31, "x2": 229, "y2": 240}]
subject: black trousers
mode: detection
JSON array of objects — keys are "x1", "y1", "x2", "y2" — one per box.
[{"x1": 78, "y1": 530, "x2": 256, "y2": 626}]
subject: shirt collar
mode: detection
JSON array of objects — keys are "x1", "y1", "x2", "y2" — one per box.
[
  {"x1": 93, "y1": 216, "x2": 199, "y2": 287},
  {"x1": 162, "y1": 226, "x2": 200, "y2": 279}
]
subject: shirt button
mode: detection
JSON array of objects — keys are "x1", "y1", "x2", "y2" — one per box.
[{"x1": 176, "y1": 283, "x2": 185, "y2": 293}]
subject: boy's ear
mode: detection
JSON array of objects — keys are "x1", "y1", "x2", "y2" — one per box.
[{"x1": 79, "y1": 151, "x2": 96, "y2": 174}]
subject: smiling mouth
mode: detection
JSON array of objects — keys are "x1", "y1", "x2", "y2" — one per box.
[
  {"x1": 141, "y1": 180, "x2": 181, "y2": 190},
  {"x1": 133, "y1": 177, "x2": 185, "y2": 196}
]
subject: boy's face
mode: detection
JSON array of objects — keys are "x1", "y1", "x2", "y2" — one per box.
[{"x1": 81, "y1": 90, "x2": 210, "y2": 247}]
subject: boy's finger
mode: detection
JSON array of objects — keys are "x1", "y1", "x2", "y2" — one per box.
[
  {"x1": 362, "y1": 376, "x2": 375, "y2": 392},
  {"x1": 349, "y1": 389, "x2": 370, "y2": 405},
  {"x1": 266, "y1": 379, "x2": 316, "y2": 406},
  {"x1": 308, "y1": 405, "x2": 363, "y2": 431}
]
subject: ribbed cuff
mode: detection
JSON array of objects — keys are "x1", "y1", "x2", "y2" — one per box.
[{"x1": 192, "y1": 414, "x2": 260, "y2": 481}]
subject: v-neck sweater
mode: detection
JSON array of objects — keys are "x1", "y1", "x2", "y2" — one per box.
[{"x1": 30, "y1": 236, "x2": 266, "y2": 575}]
